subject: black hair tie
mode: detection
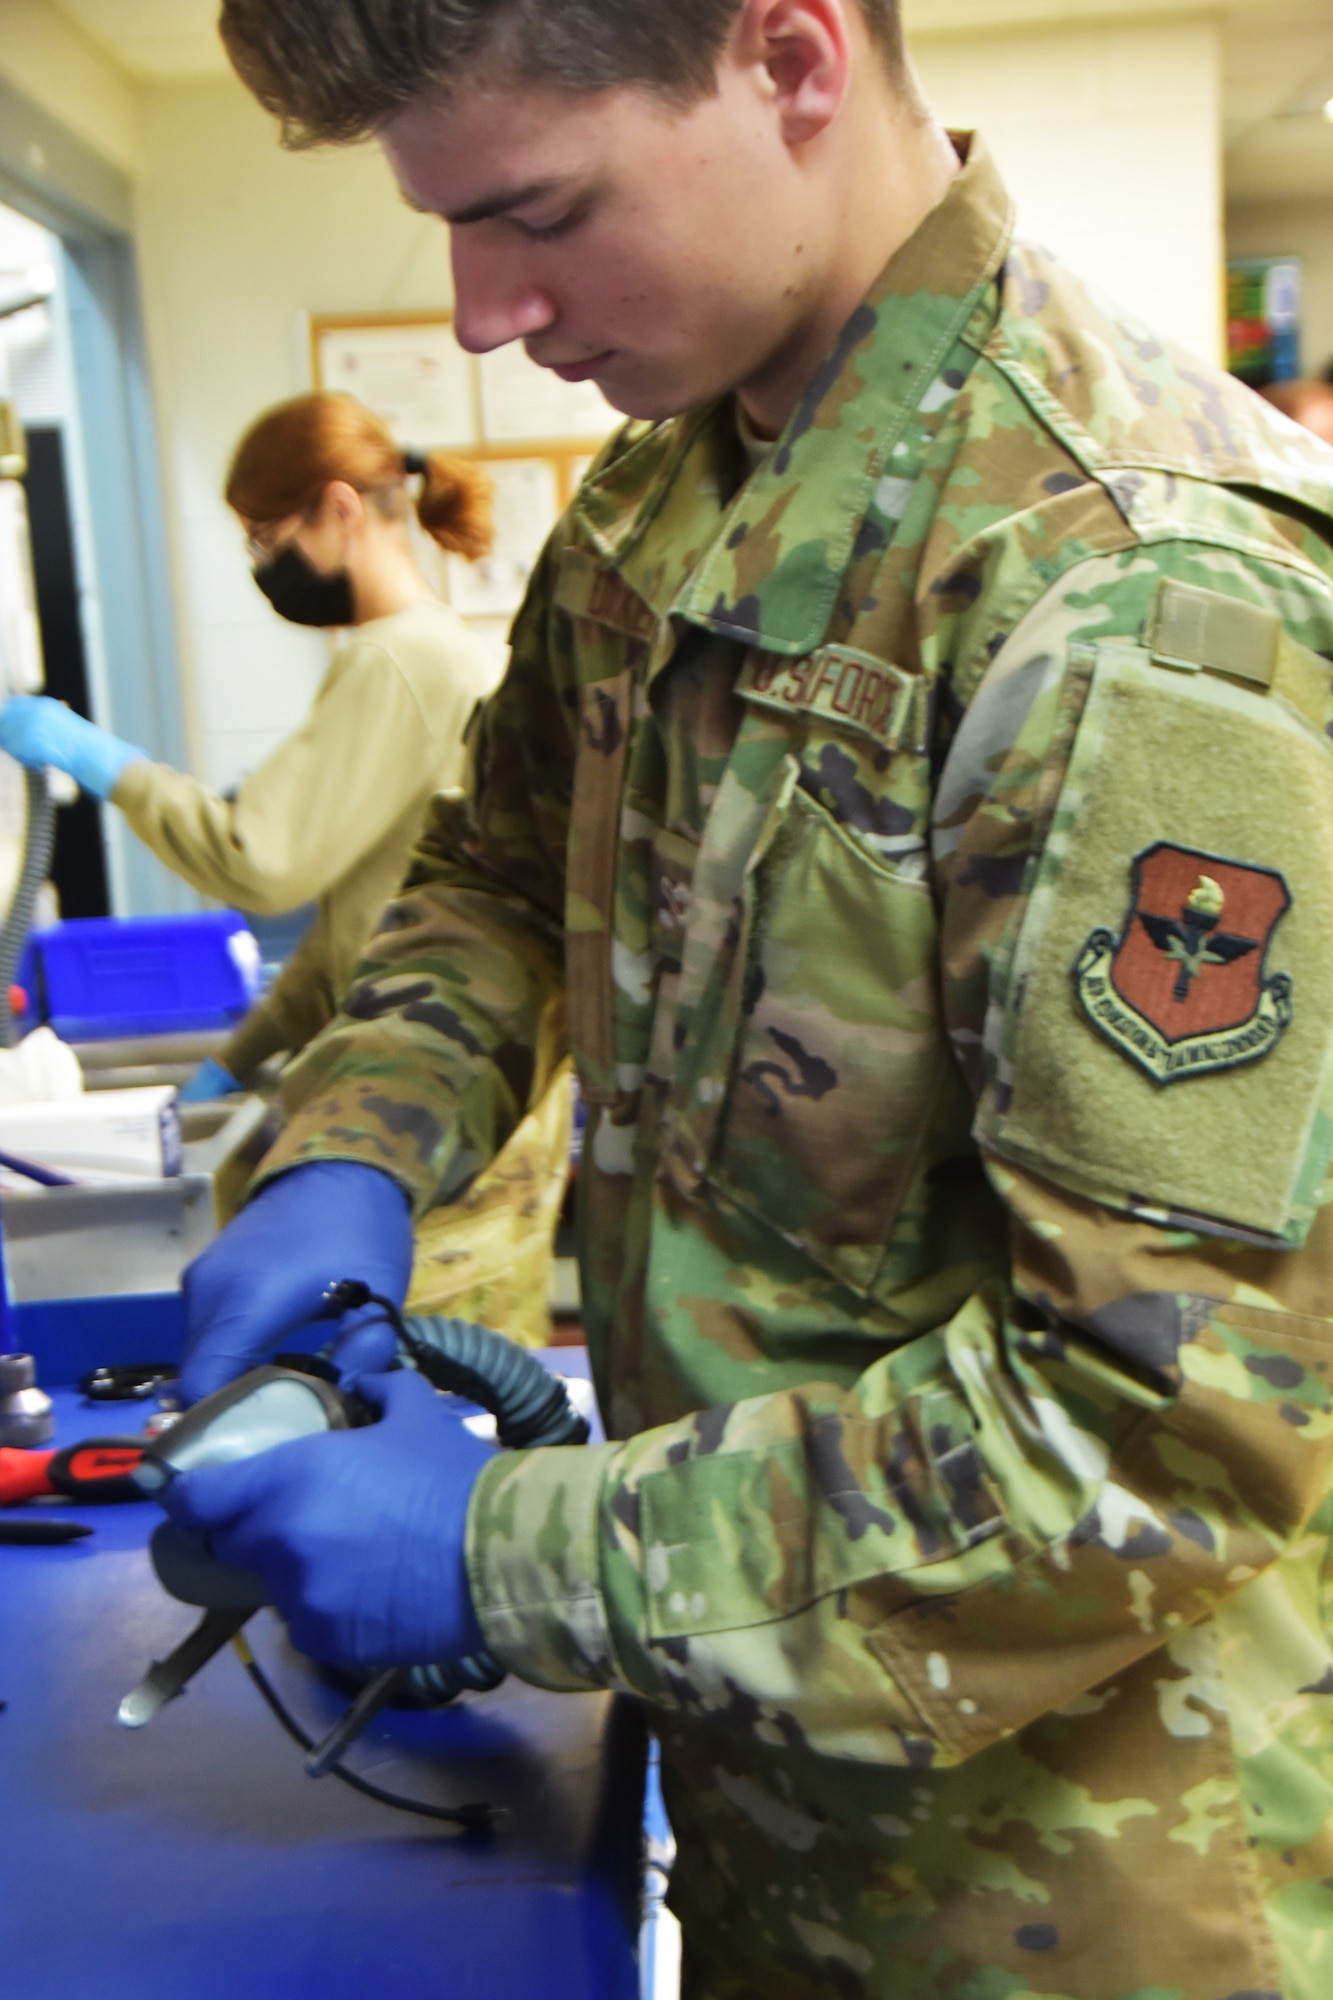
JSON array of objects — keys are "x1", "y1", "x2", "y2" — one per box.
[{"x1": 402, "y1": 449, "x2": 428, "y2": 477}]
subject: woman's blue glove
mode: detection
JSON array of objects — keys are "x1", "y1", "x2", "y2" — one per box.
[
  {"x1": 159, "y1": 1368, "x2": 492, "y2": 1671},
  {"x1": 179, "y1": 1160, "x2": 413, "y2": 1405},
  {"x1": 0, "y1": 695, "x2": 146, "y2": 800},
  {"x1": 177, "y1": 1056, "x2": 243, "y2": 1103}
]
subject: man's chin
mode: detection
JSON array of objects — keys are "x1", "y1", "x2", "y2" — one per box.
[{"x1": 597, "y1": 374, "x2": 711, "y2": 424}]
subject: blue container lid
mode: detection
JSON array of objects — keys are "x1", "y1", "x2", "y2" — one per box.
[{"x1": 20, "y1": 912, "x2": 263, "y2": 1042}]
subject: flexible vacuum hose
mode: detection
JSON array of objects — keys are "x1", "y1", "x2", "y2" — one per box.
[
  {"x1": 0, "y1": 767, "x2": 54, "y2": 1048},
  {"x1": 400, "y1": 1311, "x2": 590, "y2": 1450},
  {"x1": 397, "y1": 1311, "x2": 589, "y2": 1704}
]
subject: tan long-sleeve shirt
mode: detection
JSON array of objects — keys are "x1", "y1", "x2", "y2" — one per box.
[{"x1": 113, "y1": 599, "x2": 501, "y2": 1079}]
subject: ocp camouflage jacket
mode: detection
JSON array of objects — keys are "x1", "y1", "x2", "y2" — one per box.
[{"x1": 267, "y1": 140, "x2": 1333, "y2": 2000}]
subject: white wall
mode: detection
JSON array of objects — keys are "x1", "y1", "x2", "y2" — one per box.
[
  {"x1": 912, "y1": 15, "x2": 1225, "y2": 365},
  {"x1": 0, "y1": 0, "x2": 142, "y2": 176},
  {"x1": 1227, "y1": 199, "x2": 1333, "y2": 380},
  {"x1": 133, "y1": 78, "x2": 456, "y2": 791}
]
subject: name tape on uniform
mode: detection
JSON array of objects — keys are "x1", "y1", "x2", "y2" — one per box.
[{"x1": 738, "y1": 646, "x2": 915, "y2": 750}]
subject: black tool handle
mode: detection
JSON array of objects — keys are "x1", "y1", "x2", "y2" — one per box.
[
  {"x1": 149, "y1": 1521, "x2": 269, "y2": 1611},
  {"x1": 47, "y1": 1439, "x2": 148, "y2": 1503}
]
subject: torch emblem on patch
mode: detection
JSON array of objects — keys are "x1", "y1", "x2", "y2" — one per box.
[{"x1": 1074, "y1": 842, "x2": 1292, "y2": 1086}]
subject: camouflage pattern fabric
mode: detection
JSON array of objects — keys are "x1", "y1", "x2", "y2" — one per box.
[
  {"x1": 265, "y1": 138, "x2": 1333, "y2": 1999},
  {"x1": 405, "y1": 1058, "x2": 573, "y2": 1347},
  {"x1": 218, "y1": 1069, "x2": 570, "y2": 1343}
]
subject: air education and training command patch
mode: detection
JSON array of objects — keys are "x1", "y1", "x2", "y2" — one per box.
[{"x1": 1075, "y1": 841, "x2": 1293, "y2": 1087}]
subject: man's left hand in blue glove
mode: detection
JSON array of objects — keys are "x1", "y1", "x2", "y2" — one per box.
[
  {"x1": 0, "y1": 695, "x2": 147, "y2": 801},
  {"x1": 159, "y1": 1368, "x2": 494, "y2": 1672}
]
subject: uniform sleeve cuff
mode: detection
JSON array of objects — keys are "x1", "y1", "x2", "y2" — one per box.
[
  {"x1": 465, "y1": 1441, "x2": 623, "y2": 1693},
  {"x1": 109, "y1": 759, "x2": 157, "y2": 814}
]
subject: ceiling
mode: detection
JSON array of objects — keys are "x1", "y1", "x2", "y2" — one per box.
[
  {"x1": 57, "y1": 0, "x2": 224, "y2": 79},
  {"x1": 55, "y1": 0, "x2": 1333, "y2": 204}
]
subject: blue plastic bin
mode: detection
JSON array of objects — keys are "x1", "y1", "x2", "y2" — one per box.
[{"x1": 19, "y1": 912, "x2": 263, "y2": 1041}]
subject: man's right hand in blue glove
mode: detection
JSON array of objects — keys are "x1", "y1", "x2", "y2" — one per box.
[
  {"x1": 0, "y1": 695, "x2": 146, "y2": 801},
  {"x1": 179, "y1": 1160, "x2": 413, "y2": 1404},
  {"x1": 159, "y1": 1367, "x2": 492, "y2": 1672}
]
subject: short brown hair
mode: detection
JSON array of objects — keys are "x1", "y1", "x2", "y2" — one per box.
[
  {"x1": 221, "y1": 0, "x2": 906, "y2": 149},
  {"x1": 225, "y1": 392, "x2": 493, "y2": 560}
]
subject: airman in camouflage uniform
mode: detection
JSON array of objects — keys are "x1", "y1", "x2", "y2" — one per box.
[
  {"x1": 252, "y1": 134, "x2": 1333, "y2": 2000},
  {"x1": 195, "y1": 1, "x2": 1333, "y2": 1989}
]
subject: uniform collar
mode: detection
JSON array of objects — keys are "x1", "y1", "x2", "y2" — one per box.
[{"x1": 572, "y1": 134, "x2": 1015, "y2": 657}]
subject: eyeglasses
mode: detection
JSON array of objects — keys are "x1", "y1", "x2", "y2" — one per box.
[
  {"x1": 244, "y1": 520, "x2": 302, "y2": 569},
  {"x1": 245, "y1": 531, "x2": 284, "y2": 569}
]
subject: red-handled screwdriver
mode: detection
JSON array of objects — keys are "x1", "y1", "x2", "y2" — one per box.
[{"x1": 0, "y1": 1439, "x2": 148, "y2": 1506}]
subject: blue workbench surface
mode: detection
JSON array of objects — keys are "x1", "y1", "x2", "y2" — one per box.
[{"x1": 0, "y1": 1376, "x2": 643, "y2": 2000}]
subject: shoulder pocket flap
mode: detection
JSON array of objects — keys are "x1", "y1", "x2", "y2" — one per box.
[{"x1": 979, "y1": 639, "x2": 1333, "y2": 1244}]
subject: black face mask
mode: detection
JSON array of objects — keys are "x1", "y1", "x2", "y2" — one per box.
[{"x1": 252, "y1": 543, "x2": 354, "y2": 627}]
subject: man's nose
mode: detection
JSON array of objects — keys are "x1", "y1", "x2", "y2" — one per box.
[{"x1": 450, "y1": 234, "x2": 556, "y2": 354}]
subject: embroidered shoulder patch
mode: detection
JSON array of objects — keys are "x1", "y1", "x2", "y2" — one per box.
[{"x1": 1074, "y1": 842, "x2": 1292, "y2": 1086}]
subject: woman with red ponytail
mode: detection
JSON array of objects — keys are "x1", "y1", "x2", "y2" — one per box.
[{"x1": 0, "y1": 390, "x2": 570, "y2": 1342}]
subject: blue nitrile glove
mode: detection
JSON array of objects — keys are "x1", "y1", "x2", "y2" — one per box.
[
  {"x1": 177, "y1": 1056, "x2": 243, "y2": 1104},
  {"x1": 179, "y1": 1160, "x2": 413, "y2": 1404},
  {"x1": 0, "y1": 695, "x2": 146, "y2": 801},
  {"x1": 160, "y1": 1367, "x2": 492, "y2": 1671},
  {"x1": 330, "y1": 1314, "x2": 400, "y2": 1383}
]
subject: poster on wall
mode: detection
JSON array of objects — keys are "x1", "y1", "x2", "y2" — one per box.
[
  {"x1": 445, "y1": 458, "x2": 562, "y2": 619},
  {"x1": 1227, "y1": 258, "x2": 1302, "y2": 388}
]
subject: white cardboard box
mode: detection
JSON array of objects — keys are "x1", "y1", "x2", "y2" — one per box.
[{"x1": 0, "y1": 1086, "x2": 182, "y2": 1189}]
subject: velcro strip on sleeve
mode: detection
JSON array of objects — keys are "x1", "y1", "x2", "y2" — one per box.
[{"x1": 1147, "y1": 579, "x2": 1280, "y2": 689}]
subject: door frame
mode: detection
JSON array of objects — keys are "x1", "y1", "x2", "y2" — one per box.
[{"x1": 0, "y1": 75, "x2": 192, "y2": 915}]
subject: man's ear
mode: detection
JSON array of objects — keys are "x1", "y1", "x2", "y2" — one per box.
[{"x1": 737, "y1": 0, "x2": 852, "y2": 146}]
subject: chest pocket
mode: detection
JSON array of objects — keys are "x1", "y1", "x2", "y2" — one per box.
[{"x1": 663, "y1": 673, "x2": 953, "y2": 1301}]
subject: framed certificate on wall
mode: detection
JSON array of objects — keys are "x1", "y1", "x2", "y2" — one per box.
[{"x1": 314, "y1": 316, "x2": 479, "y2": 447}]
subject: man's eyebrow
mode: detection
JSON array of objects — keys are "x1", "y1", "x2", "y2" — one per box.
[{"x1": 400, "y1": 179, "x2": 568, "y2": 227}]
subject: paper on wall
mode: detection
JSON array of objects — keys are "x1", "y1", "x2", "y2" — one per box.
[
  {"x1": 446, "y1": 458, "x2": 561, "y2": 618},
  {"x1": 316, "y1": 325, "x2": 478, "y2": 448},
  {"x1": 478, "y1": 344, "x2": 618, "y2": 444}
]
